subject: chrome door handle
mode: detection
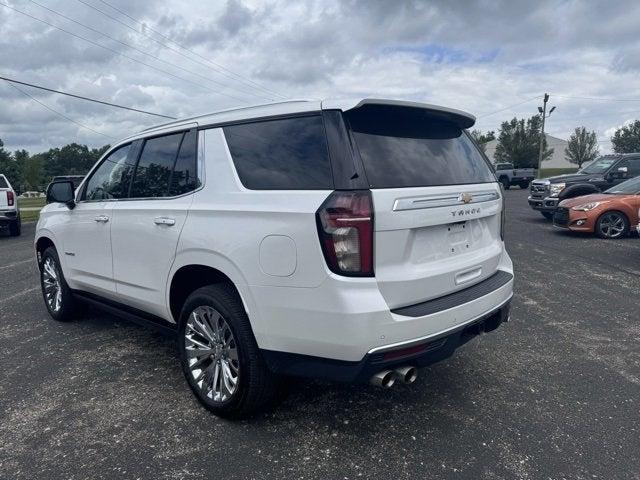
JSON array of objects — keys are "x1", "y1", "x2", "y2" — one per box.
[
  {"x1": 94, "y1": 215, "x2": 110, "y2": 223},
  {"x1": 154, "y1": 217, "x2": 175, "y2": 226}
]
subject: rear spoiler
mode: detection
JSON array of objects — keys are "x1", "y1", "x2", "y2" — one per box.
[{"x1": 322, "y1": 98, "x2": 476, "y2": 129}]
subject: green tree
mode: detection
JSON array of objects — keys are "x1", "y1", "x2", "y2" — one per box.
[
  {"x1": 0, "y1": 139, "x2": 22, "y2": 191},
  {"x1": 611, "y1": 120, "x2": 640, "y2": 153},
  {"x1": 42, "y1": 143, "x2": 110, "y2": 181},
  {"x1": 564, "y1": 127, "x2": 599, "y2": 168},
  {"x1": 470, "y1": 129, "x2": 496, "y2": 152},
  {"x1": 494, "y1": 115, "x2": 553, "y2": 168},
  {"x1": 18, "y1": 151, "x2": 45, "y2": 191}
]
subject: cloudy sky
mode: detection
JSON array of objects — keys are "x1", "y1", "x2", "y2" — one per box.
[{"x1": 1, "y1": 0, "x2": 639, "y2": 154}]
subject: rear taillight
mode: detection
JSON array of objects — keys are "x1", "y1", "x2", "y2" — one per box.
[
  {"x1": 6, "y1": 191, "x2": 14, "y2": 207},
  {"x1": 316, "y1": 190, "x2": 374, "y2": 277}
]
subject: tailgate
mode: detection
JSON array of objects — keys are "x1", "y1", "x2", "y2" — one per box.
[
  {"x1": 0, "y1": 190, "x2": 8, "y2": 208},
  {"x1": 372, "y1": 185, "x2": 502, "y2": 309},
  {"x1": 343, "y1": 100, "x2": 503, "y2": 310}
]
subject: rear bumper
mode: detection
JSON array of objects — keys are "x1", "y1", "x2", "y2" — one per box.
[
  {"x1": 249, "y1": 249, "x2": 514, "y2": 363},
  {"x1": 262, "y1": 299, "x2": 511, "y2": 382},
  {"x1": 0, "y1": 209, "x2": 18, "y2": 225},
  {"x1": 528, "y1": 196, "x2": 559, "y2": 213}
]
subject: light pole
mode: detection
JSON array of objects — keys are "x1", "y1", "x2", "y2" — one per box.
[{"x1": 537, "y1": 93, "x2": 556, "y2": 177}]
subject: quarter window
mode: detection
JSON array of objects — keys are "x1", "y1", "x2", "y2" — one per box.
[
  {"x1": 223, "y1": 116, "x2": 333, "y2": 190},
  {"x1": 84, "y1": 144, "x2": 133, "y2": 200}
]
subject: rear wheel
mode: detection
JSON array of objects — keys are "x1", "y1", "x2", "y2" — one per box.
[
  {"x1": 178, "y1": 284, "x2": 279, "y2": 418},
  {"x1": 541, "y1": 212, "x2": 553, "y2": 220},
  {"x1": 39, "y1": 247, "x2": 84, "y2": 321},
  {"x1": 595, "y1": 211, "x2": 629, "y2": 239},
  {"x1": 519, "y1": 181, "x2": 530, "y2": 189},
  {"x1": 9, "y1": 219, "x2": 20, "y2": 236}
]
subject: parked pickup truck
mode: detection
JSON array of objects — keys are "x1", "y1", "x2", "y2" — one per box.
[
  {"x1": 528, "y1": 153, "x2": 640, "y2": 219},
  {"x1": 493, "y1": 163, "x2": 536, "y2": 190},
  {"x1": 0, "y1": 174, "x2": 21, "y2": 236}
]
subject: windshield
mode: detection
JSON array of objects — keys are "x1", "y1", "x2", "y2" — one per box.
[
  {"x1": 580, "y1": 157, "x2": 617, "y2": 174},
  {"x1": 604, "y1": 176, "x2": 640, "y2": 194}
]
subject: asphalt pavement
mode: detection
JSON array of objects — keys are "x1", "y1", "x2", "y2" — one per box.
[{"x1": 0, "y1": 188, "x2": 639, "y2": 480}]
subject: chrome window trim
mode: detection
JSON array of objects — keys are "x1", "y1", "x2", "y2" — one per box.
[{"x1": 76, "y1": 127, "x2": 204, "y2": 205}]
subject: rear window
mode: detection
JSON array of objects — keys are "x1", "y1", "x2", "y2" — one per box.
[
  {"x1": 346, "y1": 107, "x2": 495, "y2": 188},
  {"x1": 223, "y1": 115, "x2": 333, "y2": 190},
  {"x1": 0, "y1": 176, "x2": 7, "y2": 189}
]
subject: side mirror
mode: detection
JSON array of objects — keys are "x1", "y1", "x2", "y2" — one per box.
[
  {"x1": 46, "y1": 180, "x2": 75, "y2": 209},
  {"x1": 618, "y1": 166, "x2": 628, "y2": 173}
]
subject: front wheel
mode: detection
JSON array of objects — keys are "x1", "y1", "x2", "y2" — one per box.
[
  {"x1": 519, "y1": 181, "x2": 530, "y2": 189},
  {"x1": 595, "y1": 211, "x2": 629, "y2": 239},
  {"x1": 500, "y1": 177, "x2": 510, "y2": 190},
  {"x1": 178, "y1": 284, "x2": 279, "y2": 418},
  {"x1": 39, "y1": 247, "x2": 84, "y2": 321},
  {"x1": 541, "y1": 212, "x2": 553, "y2": 220}
]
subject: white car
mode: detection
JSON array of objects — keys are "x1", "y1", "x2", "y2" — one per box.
[
  {"x1": 0, "y1": 174, "x2": 21, "y2": 236},
  {"x1": 35, "y1": 98, "x2": 513, "y2": 417}
]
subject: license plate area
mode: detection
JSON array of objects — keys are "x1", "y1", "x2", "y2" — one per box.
[{"x1": 447, "y1": 221, "x2": 470, "y2": 254}]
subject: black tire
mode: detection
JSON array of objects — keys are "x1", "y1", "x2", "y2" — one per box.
[
  {"x1": 178, "y1": 284, "x2": 279, "y2": 418},
  {"x1": 499, "y1": 177, "x2": 510, "y2": 190},
  {"x1": 39, "y1": 246, "x2": 84, "y2": 321},
  {"x1": 9, "y1": 219, "x2": 21, "y2": 236},
  {"x1": 519, "y1": 181, "x2": 530, "y2": 189},
  {"x1": 541, "y1": 212, "x2": 553, "y2": 220},
  {"x1": 595, "y1": 211, "x2": 629, "y2": 239}
]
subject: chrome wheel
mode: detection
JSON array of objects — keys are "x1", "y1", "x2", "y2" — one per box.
[
  {"x1": 42, "y1": 257, "x2": 62, "y2": 313},
  {"x1": 599, "y1": 212, "x2": 626, "y2": 238},
  {"x1": 185, "y1": 306, "x2": 239, "y2": 403}
]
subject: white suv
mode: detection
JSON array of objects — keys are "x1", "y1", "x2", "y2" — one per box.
[
  {"x1": 35, "y1": 99, "x2": 513, "y2": 417},
  {"x1": 0, "y1": 174, "x2": 21, "y2": 236}
]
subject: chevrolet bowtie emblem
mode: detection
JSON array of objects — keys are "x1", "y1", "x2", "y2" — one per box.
[{"x1": 459, "y1": 193, "x2": 473, "y2": 204}]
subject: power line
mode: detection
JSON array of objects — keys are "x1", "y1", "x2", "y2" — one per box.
[
  {"x1": 476, "y1": 96, "x2": 539, "y2": 119},
  {"x1": 26, "y1": 0, "x2": 263, "y2": 101},
  {"x1": 0, "y1": 74, "x2": 176, "y2": 119},
  {"x1": 555, "y1": 94, "x2": 640, "y2": 102},
  {"x1": 0, "y1": 1, "x2": 246, "y2": 103},
  {"x1": 5, "y1": 80, "x2": 115, "y2": 140},
  {"x1": 95, "y1": 0, "x2": 285, "y2": 99},
  {"x1": 78, "y1": 0, "x2": 285, "y2": 100}
]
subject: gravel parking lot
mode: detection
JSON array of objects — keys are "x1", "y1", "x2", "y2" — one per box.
[{"x1": 1, "y1": 188, "x2": 638, "y2": 480}]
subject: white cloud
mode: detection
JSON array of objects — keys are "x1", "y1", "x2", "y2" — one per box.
[{"x1": 1, "y1": 0, "x2": 639, "y2": 154}]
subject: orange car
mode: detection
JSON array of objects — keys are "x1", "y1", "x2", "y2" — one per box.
[{"x1": 553, "y1": 176, "x2": 640, "y2": 239}]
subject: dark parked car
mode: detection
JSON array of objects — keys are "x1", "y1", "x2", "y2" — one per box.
[{"x1": 528, "y1": 154, "x2": 640, "y2": 219}]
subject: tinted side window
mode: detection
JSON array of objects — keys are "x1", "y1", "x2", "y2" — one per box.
[
  {"x1": 223, "y1": 116, "x2": 333, "y2": 190},
  {"x1": 0, "y1": 176, "x2": 8, "y2": 189},
  {"x1": 170, "y1": 130, "x2": 198, "y2": 196},
  {"x1": 84, "y1": 144, "x2": 133, "y2": 200},
  {"x1": 626, "y1": 158, "x2": 640, "y2": 175},
  {"x1": 130, "y1": 133, "x2": 183, "y2": 198}
]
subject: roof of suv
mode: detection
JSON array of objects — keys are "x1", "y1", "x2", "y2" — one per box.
[{"x1": 134, "y1": 98, "x2": 476, "y2": 139}]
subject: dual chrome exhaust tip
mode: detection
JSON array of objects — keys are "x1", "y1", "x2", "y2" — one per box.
[{"x1": 370, "y1": 366, "x2": 418, "y2": 388}]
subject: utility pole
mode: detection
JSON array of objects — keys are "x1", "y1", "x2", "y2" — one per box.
[{"x1": 537, "y1": 93, "x2": 556, "y2": 178}]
